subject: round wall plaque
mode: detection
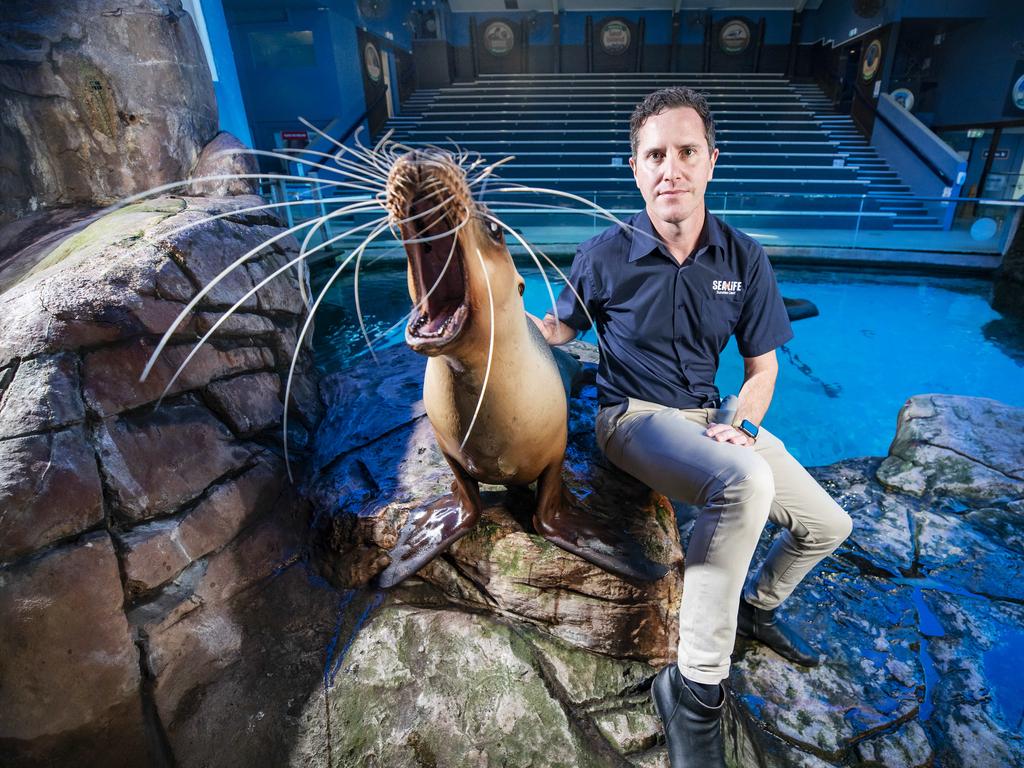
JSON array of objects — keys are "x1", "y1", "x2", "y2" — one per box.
[
  {"x1": 600, "y1": 19, "x2": 631, "y2": 56},
  {"x1": 1013, "y1": 73, "x2": 1024, "y2": 111},
  {"x1": 862, "y1": 39, "x2": 882, "y2": 81},
  {"x1": 483, "y1": 20, "x2": 515, "y2": 57},
  {"x1": 719, "y1": 19, "x2": 751, "y2": 55},
  {"x1": 891, "y1": 87, "x2": 915, "y2": 111},
  {"x1": 364, "y1": 42, "x2": 382, "y2": 83}
]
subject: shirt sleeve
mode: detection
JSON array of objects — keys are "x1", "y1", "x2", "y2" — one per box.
[
  {"x1": 734, "y1": 246, "x2": 793, "y2": 357},
  {"x1": 554, "y1": 246, "x2": 598, "y2": 332}
]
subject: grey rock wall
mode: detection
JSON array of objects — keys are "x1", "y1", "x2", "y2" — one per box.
[
  {"x1": 0, "y1": 195, "x2": 331, "y2": 766},
  {"x1": 0, "y1": 0, "x2": 219, "y2": 225}
]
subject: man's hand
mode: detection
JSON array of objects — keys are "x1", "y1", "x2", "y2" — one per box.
[
  {"x1": 703, "y1": 423, "x2": 754, "y2": 448},
  {"x1": 527, "y1": 312, "x2": 577, "y2": 346}
]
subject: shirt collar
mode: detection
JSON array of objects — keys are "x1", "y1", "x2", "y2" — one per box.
[{"x1": 627, "y1": 208, "x2": 726, "y2": 263}]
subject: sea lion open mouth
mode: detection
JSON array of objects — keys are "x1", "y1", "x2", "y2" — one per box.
[
  {"x1": 402, "y1": 193, "x2": 469, "y2": 350},
  {"x1": 386, "y1": 149, "x2": 475, "y2": 352}
]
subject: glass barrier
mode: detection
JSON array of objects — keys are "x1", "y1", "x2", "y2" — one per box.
[{"x1": 258, "y1": 177, "x2": 1024, "y2": 259}]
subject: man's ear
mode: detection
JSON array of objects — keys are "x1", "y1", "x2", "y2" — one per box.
[
  {"x1": 708, "y1": 147, "x2": 719, "y2": 180},
  {"x1": 629, "y1": 155, "x2": 639, "y2": 189}
]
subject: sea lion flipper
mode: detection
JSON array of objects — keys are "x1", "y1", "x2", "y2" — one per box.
[
  {"x1": 376, "y1": 454, "x2": 481, "y2": 589},
  {"x1": 534, "y1": 462, "x2": 669, "y2": 583}
]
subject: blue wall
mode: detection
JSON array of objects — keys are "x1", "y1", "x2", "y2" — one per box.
[
  {"x1": 224, "y1": 0, "x2": 413, "y2": 152},
  {"x1": 799, "y1": 0, "x2": 1022, "y2": 127},
  {"x1": 196, "y1": 0, "x2": 253, "y2": 147},
  {"x1": 928, "y1": 2, "x2": 1024, "y2": 125}
]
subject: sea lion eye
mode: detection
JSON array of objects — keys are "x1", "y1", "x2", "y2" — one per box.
[
  {"x1": 486, "y1": 219, "x2": 503, "y2": 241},
  {"x1": 518, "y1": 282, "x2": 525, "y2": 296}
]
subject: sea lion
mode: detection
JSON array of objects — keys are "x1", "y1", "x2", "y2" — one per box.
[{"x1": 376, "y1": 149, "x2": 668, "y2": 587}]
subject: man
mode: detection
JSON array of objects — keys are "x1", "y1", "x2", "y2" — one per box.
[{"x1": 531, "y1": 88, "x2": 853, "y2": 767}]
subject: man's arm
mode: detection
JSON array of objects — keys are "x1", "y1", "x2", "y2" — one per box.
[
  {"x1": 528, "y1": 312, "x2": 579, "y2": 346},
  {"x1": 704, "y1": 349, "x2": 778, "y2": 447}
]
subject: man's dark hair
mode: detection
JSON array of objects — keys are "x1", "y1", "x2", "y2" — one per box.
[{"x1": 629, "y1": 87, "x2": 716, "y2": 157}]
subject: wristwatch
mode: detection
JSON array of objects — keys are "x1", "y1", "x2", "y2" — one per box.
[{"x1": 735, "y1": 419, "x2": 759, "y2": 441}]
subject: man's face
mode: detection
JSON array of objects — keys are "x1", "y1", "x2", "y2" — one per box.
[{"x1": 629, "y1": 106, "x2": 719, "y2": 227}]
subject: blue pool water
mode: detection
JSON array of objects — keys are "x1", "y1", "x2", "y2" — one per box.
[{"x1": 312, "y1": 265, "x2": 1024, "y2": 467}]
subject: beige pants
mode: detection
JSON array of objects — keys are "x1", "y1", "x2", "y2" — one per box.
[{"x1": 596, "y1": 397, "x2": 852, "y2": 684}]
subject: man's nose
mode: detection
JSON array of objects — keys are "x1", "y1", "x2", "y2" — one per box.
[{"x1": 662, "y1": 153, "x2": 685, "y2": 181}]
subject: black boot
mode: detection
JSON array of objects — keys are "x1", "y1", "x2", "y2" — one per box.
[
  {"x1": 650, "y1": 664, "x2": 725, "y2": 768},
  {"x1": 737, "y1": 599, "x2": 820, "y2": 667}
]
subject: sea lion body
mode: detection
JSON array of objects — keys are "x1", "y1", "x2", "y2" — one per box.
[
  {"x1": 376, "y1": 149, "x2": 666, "y2": 587},
  {"x1": 424, "y1": 310, "x2": 566, "y2": 486}
]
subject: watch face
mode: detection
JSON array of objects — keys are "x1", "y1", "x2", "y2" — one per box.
[{"x1": 739, "y1": 419, "x2": 759, "y2": 438}]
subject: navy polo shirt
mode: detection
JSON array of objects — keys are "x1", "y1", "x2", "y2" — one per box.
[{"x1": 555, "y1": 209, "x2": 793, "y2": 409}]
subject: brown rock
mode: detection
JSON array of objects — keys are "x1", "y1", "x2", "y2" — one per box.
[
  {"x1": 188, "y1": 132, "x2": 258, "y2": 196},
  {"x1": 206, "y1": 371, "x2": 284, "y2": 437},
  {"x1": 0, "y1": 199, "x2": 201, "y2": 367},
  {"x1": 160, "y1": 219, "x2": 261, "y2": 310},
  {"x1": 146, "y1": 563, "x2": 338, "y2": 768},
  {"x1": 0, "y1": 353, "x2": 84, "y2": 440},
  {"x1": 245, "y1": 246, "x2": 307, "y2": 315},
  {"x1": 82, "y1": 338, "x2": 275, "y2": 417},
  {"x1": 195, "y1": 310, "x2": 277, "y2": 336},
  {"x1": 141, "y1": 513, "x2": 306, "y2": 726},
  {"x1": 0, "y1": 0, "x2": 218, "y2": 224},
  {"x1": 119, "y1": 457, "x2": 286, "y2": 594},
  {"x1": 420, "y1": 482, "x2": 683, "y2": 664},
  {"x1": 0, "y1": 426, "x2": 104, "y2": 563},
  {"x1": 96, "y1": 399, "x2": 254, "y2": 523},
  {"x1": 0, "y1": 532, "x2": 150, "y2": 765}
]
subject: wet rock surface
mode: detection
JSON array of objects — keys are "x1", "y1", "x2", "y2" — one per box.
[{"x1": 309, "y1": 350, "x2": 1024, "y2": 767}]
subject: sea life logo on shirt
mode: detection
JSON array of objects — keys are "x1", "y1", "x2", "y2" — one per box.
[{"x1": 712, "y1": 279, "x2": 743, "y2": 296}]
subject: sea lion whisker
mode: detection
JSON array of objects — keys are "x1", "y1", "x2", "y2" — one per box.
[
  {"x1": 466, "y1": 156, "x2": 515, "y2": 194},
  {"x1": 152, "y1": 212, "x2": 391, "y2": 401},
  {"x1": 139, "y1": 198, "x2": 381, "y2": 384},
  {"x1": 475, "y1": 198, "x2": 668, "y2": 252},
  {"x1": 283, "y1": 219, "x2": 392, "y2": 480},
  {"x1": 157, "y1": 196, "x2": 379, "y2": 243},
  {"x1": 297, "y1": 117, "x2": 388, "y2": 175},
  {"x1": 531, "y1": 245, "x2": 597, "y2": 335},
  {"x1": 90, "y1": 173, "x2": 380, "y2": 227},
  {"x1": 480, "y1": 212, "x2": 560, "y2": 325},
  {"x1": 484, "y1": 184, "x2": 631, "y2": 233},
  {"x1": 459, "y1": 245, "x2": 496, "y2": 453},
  {"x1": 350, "y1": 126, "x2": 392, "y2": 174},
  {"x1": 275, "y1": 147, "x2": 389, "y2": 186},
  {"x1": 372, "y1": 128, "x2": 395, "y2": 156},
  {"x1": 220, "y1": 148, "x2": 385, "y2": 193}
]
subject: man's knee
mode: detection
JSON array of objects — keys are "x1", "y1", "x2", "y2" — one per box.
[
  {"x1": 713, "y1": 453, "x2": 775, "y2": 512},
  {"x1": 817, "y1": 499, "x2": 853, "y2": 549},
  {"x1": 831, "y1": 505, "x2": 854, "y2": 545}
]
